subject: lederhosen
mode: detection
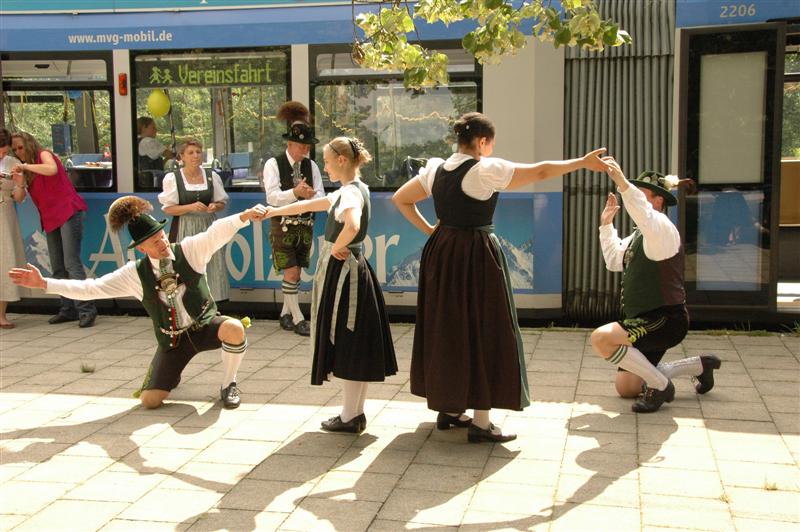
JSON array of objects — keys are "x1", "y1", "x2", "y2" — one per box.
[
  {"x1": 410, "y1": 160, "x2": 530, "y2": 412},
  {"x1": 269, "y1": 154, "x2": 314, "y2": 271},
  {"x1": 309, "y1": 182, "x2": 397, "y2": 384},
  {"x1": 168, "y1": 168, "x2": 214, "y2": 243},
  {"x1": 617, "y1": 229, "x2": 689, "y2": 368},
  {"x1": 134, "y1": 243, "x2": 223, "y2": 394}
]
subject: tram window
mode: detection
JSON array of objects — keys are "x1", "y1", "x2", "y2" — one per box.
[
  {"x1": 132, "y1": 49, "x2": 289, "y2": 192},
  {"x1": 2, "y1": 89, "x2": 114, "y2": 190},
  {"x1": 310, "y1": 44, "x2": 480, "y2": 190}
]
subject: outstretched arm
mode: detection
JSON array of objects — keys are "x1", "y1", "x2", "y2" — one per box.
[
  {"x1": 264, "y1": 196, "x2": 331, "y2": 218},
  {"x1": 9, "y1": 262, "x2": 141, "y2": 300},
  {"x1": 506, "y1": 148, "x2": 610, "y2": 190},
  {"x1": 392, "y1": 176, "x2": 435, "y2": 236},
  {"x1": 181, "y1": 205, "x2": 267, "y2": 272}
]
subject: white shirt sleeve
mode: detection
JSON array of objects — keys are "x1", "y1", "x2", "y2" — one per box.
[
  {"x1": 598, "y1": 224, "x2": 632, "y2": 272},
  {"x1": 210, "y1": 171, "x2": 229, "y2": 204},
  {"x1": 158, "y1": 172, "x2": 179, "y2": 207},
  {"x1": 417, "y1": 157, "x2": 446, "y2": 196},
  {"x1": 263, "y1": 157, "x2": 297, "y2": 207},
  {"x1": 180, "y1": 213, "x2": 250, "y2": 273},
  {"x1": 334, "y1": 185, "x2": 364, "y2": 222},
  {"x1": 138, "y1": 137, "x2": 164, "y2": 160},
  {"x1": 310, "y1": 160, "x2": 324, "y2": 200},
  {"x1": 45, "y1": 261, "x2": 143, "y2": 301},
  {"x1": 474, "y1": 157, "x2": 515, "y2": 191},
  {"x1": 619, "y1": 184, "x2": 681, "y2": 261}
]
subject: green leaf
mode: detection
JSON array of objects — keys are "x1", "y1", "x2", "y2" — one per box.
[
  {"x1": 483, "y1": 0, "x2": 503, "y2": 9},
  {"x1": 401, "y1": 12, "x2": 415, "y2": 33},
  {"x1": 462, "y1": 32, "x2": 476, "y2": 52},
  {"x1": 555, "y1": 27, "x2": 572, "y2": 45}
]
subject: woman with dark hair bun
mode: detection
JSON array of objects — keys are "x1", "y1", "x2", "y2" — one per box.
[{"x1": 393, "y1": 112, "x2": 609, "y2": 442}]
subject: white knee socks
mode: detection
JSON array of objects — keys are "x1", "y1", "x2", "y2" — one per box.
[
  {"x1": 282, "y1": 280, "x2": 304, "y2": 325},
  {"x1": 341, "y1": 379, "x2": 368, "y2": 423},
  {"x1": 658, "y1": 356, "x2": 703, "y2": 380},
  {"x1": 221, "y1": 340, "x2": 247, "y2": 388},
  {"x1": 607, "y1": 345, "x2": 669, "y2": 391}
]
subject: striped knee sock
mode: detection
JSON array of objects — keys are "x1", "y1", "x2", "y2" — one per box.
[
  {"x1": 221, "y1": 339, "x2": 247, "y2": 388},
  {"x1": 606, "y1": 345, "x2": 668, "y2": 390},
  {"x1": 285, "y1": 281, "x2": 304, "y2": 324}
]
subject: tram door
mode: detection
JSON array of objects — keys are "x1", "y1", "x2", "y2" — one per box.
[{"x1": 677, "y1": 23, "x2": 786, "y2": 314}]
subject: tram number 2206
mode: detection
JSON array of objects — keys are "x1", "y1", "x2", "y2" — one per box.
[{"x1": 720, "y1": 3, "x2": 756, "y2": 18}]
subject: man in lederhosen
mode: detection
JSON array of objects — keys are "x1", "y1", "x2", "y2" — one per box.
[
  {"x1": 9, "y1": 196, "x2": 267, "y2": 410},
  {"x1": 262, "y1": 101, "x2": 324, "y2": 336},
  {"x1": 590, "y1": 159, "x2": 721, "y2": 413}
]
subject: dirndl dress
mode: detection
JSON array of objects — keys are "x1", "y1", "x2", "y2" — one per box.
[
  {"x1": 410, "y1": 159, "x2": 530, "y2": 412},
  {"x1": 166, "y1": 168, "x2": 230, "y2": 302},
  {"x1": 310, "y1": 181, "x2": 397, "y2": 385}
]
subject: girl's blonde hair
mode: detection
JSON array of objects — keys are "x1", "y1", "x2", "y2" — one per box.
[{"x1": 325, "y1": 136, "x2": 372, "y2": 168}]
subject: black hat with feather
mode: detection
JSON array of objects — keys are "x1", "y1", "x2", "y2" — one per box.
[
  {"x1": 277, "y1": 101, "x2": 318, "y2": 145},
  {"x1": 108, "y1": 196, "x2": 168, "y2": 249}
]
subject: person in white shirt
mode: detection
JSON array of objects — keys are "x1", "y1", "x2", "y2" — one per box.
[
  {"x1": 263, "y1": 136, "x2": 397, "y2": 434},
  {"x1": 0, "y1": 127, "x2": 26, "y2": 329},
  {"x1": 392, "y1": 112, "x2": 609, "y2": 443},
  {"x1": 590, "y1": 159, "x2": 721, "y2": 413},
  {"x1": 262, "y1": 101, "x2": 324, "y2": 337},
  {"x1": 9, "y1": 196, "x2": 267, "y2": 410}
]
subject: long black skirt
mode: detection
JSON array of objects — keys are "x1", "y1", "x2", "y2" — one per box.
[
  {"x1": 310, "y1": 248, "x2": 397, "y2": 385},
  {"x1": 410, "y1": 226, "x2": 530, "y2": 412}
]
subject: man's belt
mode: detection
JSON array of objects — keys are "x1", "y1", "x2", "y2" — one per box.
[{"x1": 280, "y1": 215, "x2": 313, "y2": 232}]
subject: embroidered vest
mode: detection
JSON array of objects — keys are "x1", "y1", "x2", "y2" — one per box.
[
  {"x1": 136, "y1": 243, "x2": 217, "y2": 349},
  {"x1": 621, "y1": 229, "x2": 686, "y2": 319},
  {"x1": 276, "y1": 153, "x2": 313, "y2": 221},
  {"x1": 325, "y1": 181, "x2": 370, "y2": 248}
]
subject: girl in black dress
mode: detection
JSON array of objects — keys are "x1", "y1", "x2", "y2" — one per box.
[
  {"x1": 264, "y1": 136, "x2": 397, "y2": 433},
  {"x1": 393, "y1": 112, "x2": 608, "y2": 442}
]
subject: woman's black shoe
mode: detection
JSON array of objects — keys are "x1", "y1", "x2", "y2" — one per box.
[
  {"x1": 467, "y1": 423, "x2": 517, "y2": 443},
  {"x1": 694, "y1": 355, "x2": 721, "y2": 394},
  {"x1": 321, "y1": 415, "x2": 364, "y2": 433},
  {"x1": 436, "y1": 412, "x2": 472, "y2": 430}
]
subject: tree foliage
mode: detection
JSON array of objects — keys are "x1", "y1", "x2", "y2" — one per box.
[{"x1": 353, "y1": 0, "x2": 631, "y2": 89}]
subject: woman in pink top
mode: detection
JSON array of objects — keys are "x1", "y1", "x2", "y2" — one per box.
[{"x1": 11, "y1": 131, "x2": 97, "y2": 328}]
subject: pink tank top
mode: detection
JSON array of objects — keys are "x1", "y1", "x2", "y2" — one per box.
[{"x1": 27, "y1": 151, "x2": 87, "y2": 233}]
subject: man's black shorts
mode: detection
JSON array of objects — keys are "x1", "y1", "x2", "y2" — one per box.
[
  {"x1": 269, "y1": 218, "x2": 313, "y2": 272},
  {"x1": 617, "y1": 304, "x2": 689, "y2": 370},
  {"x1": 142, "y1": 315, "x2": 227, "y2": 392}
]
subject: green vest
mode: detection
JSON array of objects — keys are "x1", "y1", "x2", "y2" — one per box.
[
  {"x1": 621, "y1": 229, "x2": 685, "y2": 319},
  {"x1": 136, "y1": 243, "x2": 217, "y2": 349}
]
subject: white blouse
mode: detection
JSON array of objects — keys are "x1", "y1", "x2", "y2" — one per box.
[
  {"x1": 417, "y1": 153, "x2": 516, "y2": 201},
  {"x1": 326, "y1": 182, "x2": 366, "y2": 222},
  {"x1": 158, "y1": 168, "x2": 229, "y2": 207}
]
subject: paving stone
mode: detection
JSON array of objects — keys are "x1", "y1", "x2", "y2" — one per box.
[
  {"x1": 217, "y1": 478, "x2": 314, "y2": 512},
  {"x1": 119, "y1": 488, "x2": 223, "y2": 523},
  {"x1": 377, "y1": 487, "x2": 474, "y2": 526},
  {"x1": 12, "y1": 500, "x2": 127, "y2": 532},
  {"x1": 640, "y1": 493, "x2": 734, "y2": 531}
]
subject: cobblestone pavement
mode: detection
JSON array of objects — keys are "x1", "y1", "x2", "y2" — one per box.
[{"x1": 1, "y1": 314, "x2": 798, "y2": 531}]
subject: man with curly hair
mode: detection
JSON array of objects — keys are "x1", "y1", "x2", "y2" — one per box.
[
  {"x1": 9, "y1": 196, "x2": 267, "y2": 409},
  {"x1": 262, "y1": 101, "x2": 324, "y2": 336}
]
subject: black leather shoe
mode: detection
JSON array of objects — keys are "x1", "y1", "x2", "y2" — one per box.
[
  {"x1": 436, "y1": 412, "x2": 472, "y2": 430},
  {"x1": 78, "y1": 314, "x2": 97, "y2": 328},
  {"x1": 293, "y1": 320, "x2": 310, "y2": 337},
  {"x1": 632, "y1": 380, "x2": 675, "y2": 413},
  {"x1": 694, "y1": 355, "x2": 721, "y2": 394},
  {"x1": 48, "y1": 313, "x2": 77, "y2": 325},
  {"x1": 321, "y1": 415, "x2": 364, "y2": 433},
  {"x1": 220, "y1": 382, "x2": 241, "y2": 409},
  {"x1": 467, "y1": 423, "x2": 517, "y2": 443},
  {"x1": 279, "y1": 314, "x2": 294, "y2": 331}
]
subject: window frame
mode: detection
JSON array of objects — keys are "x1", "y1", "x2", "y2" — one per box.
[
  {"x1": 1, "y1": 50, "x2": 117, "y2": 192},
  {"x1": 309, "y1": 41, "x2": 483, "y2": 192}
]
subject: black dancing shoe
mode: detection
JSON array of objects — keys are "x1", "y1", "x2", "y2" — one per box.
[
  {"x1": 631, "y1": 380, "x2": 675, "y2": 413},
  {"x1": 78, "y1": 314, "x2": 97, "y2": 328},
  {"x1": 220, "y1": 382, "x2": 241, "y2": 409},
  {"x1": 467, "y1": 423, "x2": 517, "y2": 443},
  {"x1": 293, "y1": 320, "x2": 310, "y2": 337},
  {"x1": 279, "y1": 314, "x2": 294, "y2": 331},
  {"x1": 436, "y1": 412, "x2": 472, "y2": 430},
  {"x1": 693, "y1": 355, "x2": 722, "y2": 394},
  {"x1": 321, "y1": 415, "x2": 364, "y2": 433},
  {"x1": 48, "y1": 313, "x2": 77, "y2": 325}
]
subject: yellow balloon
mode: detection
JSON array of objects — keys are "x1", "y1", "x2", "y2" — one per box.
[{"x1": 147, "y1": 89, "x2": 170, "y2": 118}]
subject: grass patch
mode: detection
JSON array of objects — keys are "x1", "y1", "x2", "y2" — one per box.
[
  {"x1": 80, "y1": 362, "x2": 96, "y2": 373},
  {"x1": 763, "y1": 478, "x2": 778, "y2": 491},
  {"x1": 718, "y1": 492, "x2": 730, "y2": 503}
]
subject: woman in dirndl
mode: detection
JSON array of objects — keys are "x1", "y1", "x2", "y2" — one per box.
[
  {"x1": 392, "y1": 112, "x2": 608, "y2": 443},
  {"x1": 264, "y1": 136, "x2": 397, "y2": 433},
  {"x1": 158, "y1": 138, "x2": 230, "y2": 302}
]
